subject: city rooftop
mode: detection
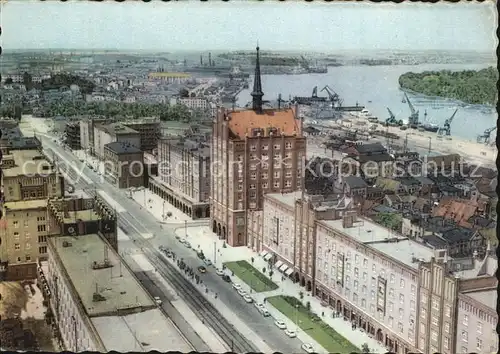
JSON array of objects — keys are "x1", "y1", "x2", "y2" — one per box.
[
  {"x1": 2, "y1": 150, "x2": 55, "y2": 178},
  {"x1": 48, "y1": 233, "x2": 154, "y2": 317}
]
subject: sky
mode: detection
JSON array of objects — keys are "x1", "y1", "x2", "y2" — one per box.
[{"x1": 1, "y1": 1, "x2": 497, "y2": 53}]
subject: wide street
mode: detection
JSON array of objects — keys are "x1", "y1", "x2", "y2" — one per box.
[{"x1": 40, "y1": 134, "x2": 304, "y2": 354}]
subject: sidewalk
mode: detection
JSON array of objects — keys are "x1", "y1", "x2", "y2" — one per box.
[
  {"x1": 175, "y1": 226, "x2": 388, "y2": 354},
  {"x1": 130, "y1": 188, "x2": 193, "y2": 224},
  {"x1": 131, "y1": 196, "x2": 388, "y2": 353}
]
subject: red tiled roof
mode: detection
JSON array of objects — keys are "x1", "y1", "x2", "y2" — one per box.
[
  {"x1": 227, "y1": 108, "x2": 301, "y2": 140},
  {"x1": 433, "y1": 198, "x2": 478, "y2": 228}
]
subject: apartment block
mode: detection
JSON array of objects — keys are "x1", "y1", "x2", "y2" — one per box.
[
  {"x1": 211, "y1": 47, "x2": 306, "y2": 247},
  {"x1": 261, "y1": 192, "x2": 352, "y2": 289},
  {"x1": 121, "y1": 117, "x2": 161, "y2": 152},
  {"x1": 64, "y1": 121, "x2": 81, "y2": 150},
  {"x1": 2, "y1": 149, "x2": 63, "y2": 202},
  {"x1": 149, "y1": 137, "x2": 210, "y2": 219},
  {"x1": 0, "y1": 148, "x2": 63, "y2": 280},
  {"x1": 1, "y1": 199, "x2": 51, "y2": 280},
  {"x1": 103, "y1": 142, "x2": 144, "y2": 189},
  {"x1": 454, "y1": 253, "x2": 497, "y2": 354},
  {"x1": 79, "y1": 117, "x2": 113, "y2": 153},
  {"x1": 93, "y1": 122, "x2": 141, "y2": 159}
]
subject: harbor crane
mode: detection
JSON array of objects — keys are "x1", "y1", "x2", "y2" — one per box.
[
  {"x1": 438, "y1": 109, "x2": 458, "y2": 136},
  {"x1": 476, "y1": 126, "x2": 497, "y2": 144},
  {"x1": 385, "y1": 107, "x2": 403, "y2": 126},
  {"x1": 312, "y1": 86, "x2": 318, "y2": 98},
  {"x1": 404, "y1": 92, "x2": 419, "y2": 127},
  {"x1": 320, "y1": 85, "x2": 343, "y2": 108}
]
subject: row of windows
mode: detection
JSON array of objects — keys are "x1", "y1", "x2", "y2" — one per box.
[
  {"x1": 459, "y1": 300, "x2": 496, "y2": 324},
  {"x1": 249, "y1": 142, "x2": 294, "y2": 151}
]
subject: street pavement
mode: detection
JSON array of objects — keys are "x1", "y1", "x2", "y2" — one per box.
[{"x1": 40, "y1": 134, "x2": 304, "y2": 354}]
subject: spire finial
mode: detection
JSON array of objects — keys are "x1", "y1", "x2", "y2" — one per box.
[{"x1": 251, "y1": 45, "x2": 264, "y2": 113}]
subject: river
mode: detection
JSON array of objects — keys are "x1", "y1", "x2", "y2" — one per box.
[{"x1": 236, "y1": 63, "x2": 497, "y2": 141}]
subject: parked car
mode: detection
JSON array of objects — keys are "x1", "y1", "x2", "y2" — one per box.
[
  {"x1": 216, "y1": 269, "x2": 224, "y2": 276},
  {"x1": 232, "y1": 283, "x2": 242, "y2": 290},
  {"x1": 260, "y1": 309, "x2": 270, "y2": 317},
  {"x1": 274, "y1": 320, "x2": 287, "y2": 330},
  {"x1": 184, "y1": 242, "x2": 191, "y2": 249},
  {"x1": 159, "y1": 245, "x2": 166, "y2": 252},
  {"x1": 254, "y1": 302, "x2": 265, "y2": 310},
  {"x1": 301, "y1": 343, "x2": 315, "y2": 353},
  {"x1": 154, "y1": 296, "x2": 162, "y2": 306},
  {"x1": 237, "y1": 289, "x2": 247, "y2": 297},
  {"x1": 204, "y1": 259, "x2": 213, "y2": 266},
  {"x1": 284, "y1": 329, "x2": 297, "y2": 338},
  {"x1": 198, "y1": 266, "x2": 207, "y2": 273},
  {"x1": 243, "y1": 295, "x2": 253, "y2": 303},
  {"x1": 175, "y1": 235, "x2": 181, "y2": 241},
  {"x1": 222, "y1": 275, "x2": 231, "y2": 283}
]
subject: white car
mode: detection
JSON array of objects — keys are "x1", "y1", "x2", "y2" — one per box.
[
  {"x1": 284, "y1": 329, "x2": 297, "y2": 338},
  {"x1": 154, "y1": 296, "x2": 162, "y2": 306},
  {"x1": 184, "y1": 242, "x2": 191, "y2": 248},
  {"x1": 274, "y1": 320, "x2": 287, "y2": 330},
  {"x1": 301, "y1": 343, "x2": 315, "y2": 353},
  {"x1": 243, "y1": 295, "x2": 253, "y2": 303},
  {"x1": 216, "y1": 269, "x2": 224, "y2": 276},
  {"x1": 204, "y1": 259, "x2": 213, "y2": 266},
  {"x1": 254, "y1": 302, "x2": 264, "y2": 309},
  {"x1": 237, "y1": 289, "x2": 247, "y2": 297},
  {"x1": 232, "y1": 283, "x2": 242, "y2": 290}
]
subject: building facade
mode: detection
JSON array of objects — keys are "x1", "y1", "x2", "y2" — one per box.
[
  {"x1": 149, "y1": 137, "x2": 210, "y2": 219},
  {"x1": 148, "y1": 72, "x2": 191, "y2": 84},
  {"x1": 103, "y1": 142, "x2": 144, "y2": 189},
  {"x1": 93, "y1": 123, "x2": 141, "y2": 159},
  {"x1": 210, "y1": 47, "x2": 306, "y2": 247},
  {"x1": 0, "y1": 149, "x2": 64, "y2": 280},
  {"x1": 64, "y1": 122, "x2": 81, "y2": 150},
  {"x1": 121, "y1": 117, "x2": 161, "y2": 152}
]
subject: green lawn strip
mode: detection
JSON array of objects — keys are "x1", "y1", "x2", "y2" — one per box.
[
  {"x1": 223, "y1": 260, "x2": 278, "y2": 293},
  {"x1": 267, "y1": 295, "x2": 359, "y2": 353}
]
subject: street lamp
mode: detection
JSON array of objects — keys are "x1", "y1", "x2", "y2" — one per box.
[
  {"x1": 184, "y1": 220, "x2": 187, "y2": 238},
  {"x1": 295, "y1": 304, "x2": 299, "y2": 332},
  {"x1": 162, "y1": 200, "x2": 166, "y2": 220}
]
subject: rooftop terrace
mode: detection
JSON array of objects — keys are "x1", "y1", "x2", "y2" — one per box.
[{"x1": 49, "y1": 234, "x2": 154, "y2": 317}]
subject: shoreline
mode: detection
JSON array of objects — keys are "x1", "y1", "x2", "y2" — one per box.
[{"x1": 353, "y1": 115, "x2": 497, "y2": 168}]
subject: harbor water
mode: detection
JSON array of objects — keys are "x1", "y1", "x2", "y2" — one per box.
[{"x1": 236, "y1": 63, "x2": 497, "y2": 142}]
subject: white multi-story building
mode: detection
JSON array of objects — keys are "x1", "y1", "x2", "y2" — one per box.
[
  {"x1": 93, "y1": 122, "x2": 141, "y2": 159},
  {"x1": 454, "y1": 253, "x2": 497, "y2": 354},
  {"x1": 46, "y1": 233, "x2": 192, "y2": 352},
  {"x1": 177, "y1": 97, "x2": 210, "y2": 111}
]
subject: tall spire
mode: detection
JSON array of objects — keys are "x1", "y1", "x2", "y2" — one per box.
[{"x1": 251, "y1": 46, "x2": 264, "y2": 113}]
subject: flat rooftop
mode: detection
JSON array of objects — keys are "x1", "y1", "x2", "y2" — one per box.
[
  {"x1": 464, "y1": 289, "x2": 497, "y2": 310},
  {"x1": 4, "y1": 199, "x2": 48, "y2": 211},
  {"x1": 320, "y1": 218, "x2": 436, "y2": 270},
  {"x1": 98, "y1": 122, "x2": 138, "y2": 136},
  {"x1": 91, "y1": 308, "x2": 192, "y2": 352},
  {"x1": 63, "y1": 210, "x2": 100, "y2": 223},
  {"x1": 2, "y1": 150, "x2": 55, "y2": 178},
  {"x1": 49, "y1": 234, "x2": 153, "y2": 317},
  {"x1": 266, "y1": 191, "x2": 302, "y2": 209}
]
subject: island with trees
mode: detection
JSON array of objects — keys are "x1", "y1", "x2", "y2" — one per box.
[{"x1": 398, "y1": 66, "x2": 497, "y2": 105}]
